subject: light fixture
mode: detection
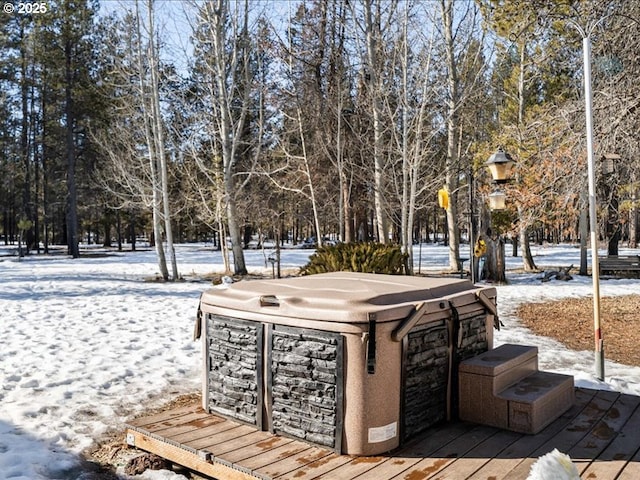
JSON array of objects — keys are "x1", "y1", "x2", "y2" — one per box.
[
  {"x1": 488, "y1": 191, "x2": 506, "y2": 211},
  {"x1": 602, "y1": 153, "x2": 619, "y2": 176},
  {"x1": 485, "y1": 148, "x2": 515, "y2": 184}
]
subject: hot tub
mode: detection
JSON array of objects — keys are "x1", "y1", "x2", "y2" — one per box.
[{"x1": 196, "y1": 272, "x2": 497, "y2": 455}]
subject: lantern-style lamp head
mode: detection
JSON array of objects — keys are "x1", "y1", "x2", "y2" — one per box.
[
  {"x1": 602, "y1": 153, "x2": 619, "y2": 176},
  {"x1": 488, "y1": 190, "x2": 507, "y2": 211},
  {"x1": 486, "y1": 148, "x2": 515, "y2": 184}
]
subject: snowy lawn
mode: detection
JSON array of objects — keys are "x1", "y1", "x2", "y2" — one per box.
[{"x1": 1, "y1": 242, "x2": 639, "y2": 479}]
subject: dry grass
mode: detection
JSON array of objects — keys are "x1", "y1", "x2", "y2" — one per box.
[{"x1": 517, "y1": 294, "x2": 640, "y2": 366}]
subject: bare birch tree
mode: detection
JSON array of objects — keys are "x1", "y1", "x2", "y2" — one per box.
[
  {"x1": 440, "y1": 0, "x2": 462, "y2": 271},
  {"x1": 136, "y1": 0, "x2": 178, "y2": 281},
  {"x1": 189, "y1": 0, "x2": 259, "y2": 275},
  {"x1": 93, "y1": 2, "x2": 178, "y2": 280},
  {"x1": 439, "y1": 0, "x2": 488, "y2": 272},
  {"x1": 349, "y1": 0, "x2": 398, "y2": 243},
  {"x1": 389, "y1": 3, "x2": 440, "y2": 272}
]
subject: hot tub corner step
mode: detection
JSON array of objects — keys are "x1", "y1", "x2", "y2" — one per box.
[{"x1": 497, "y1": 370, "x2": 575, "y2": 434}]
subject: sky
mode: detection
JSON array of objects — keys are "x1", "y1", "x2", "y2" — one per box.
[
  {"x1": 98, "y1": 0, "x2": 195, "y2": 74},
  {"x1": 96, "y1": 0, "x2": 293, "y2": 76},
  {"x1": 1, "y1": 242, "x2": 640, "y2": 479}
]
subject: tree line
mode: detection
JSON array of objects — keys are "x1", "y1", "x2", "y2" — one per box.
[{"x1": 1, "y1": 0, "x2": 639, "y2": 279}]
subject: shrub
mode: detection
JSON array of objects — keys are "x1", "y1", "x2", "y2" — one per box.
[{"x1": 300, "y1": 242, "x2": 408, "y2": 275}]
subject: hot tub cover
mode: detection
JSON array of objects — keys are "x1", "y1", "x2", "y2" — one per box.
[{"x1": 198, "y1": 271, "x2": 489, "y2": 324}]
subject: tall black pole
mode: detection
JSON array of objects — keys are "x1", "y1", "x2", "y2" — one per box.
[{"x1": 469, "y1": 167, "x2": 476, "y2": 284}]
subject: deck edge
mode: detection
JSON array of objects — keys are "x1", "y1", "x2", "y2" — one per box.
[{"x1": 126, "y1": 425, "x2": 265, "y2": 480}]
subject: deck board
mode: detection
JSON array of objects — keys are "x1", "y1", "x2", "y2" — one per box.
[
  {"x1": 572, "y1": 393, "x2": 640, "y2": 473},
  {"x1": 125, "y1": 387, "x2": 640, "y2": 480},
  {"x1": 241, "y1": 441, "x2": 317, "y2": 471},
  {"x1": 579, "y1": 393, "x2": 640, "y2": 479},
  {"x1": 169, "y1": 417, "x2": 232, "y2": 444},
  {"x1": 202, "y1": 430, "x2": 286, "y2": 458},
  {"x1": 315, "y1": 455, "x2": 387, "y2": 479},
  {"x1": 274, "y1": 453, "x2": 353, "y2": 479},
  {"x1": 188, "y1": 424, "x2": 258, "y2": 450},
  {"x1": 128, "y1": 403, "x2": 202, "y2": 428},
  {"x1": 254, "y1": 446, "x2": 334, "y2": 479},
  {"x1": 222, "y1": 436, "x2": 299, "y2": 465}
]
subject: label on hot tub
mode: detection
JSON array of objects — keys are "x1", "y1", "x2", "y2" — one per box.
[{"x1": 368, "y1": 421, "x2": 398, "y2": 443}]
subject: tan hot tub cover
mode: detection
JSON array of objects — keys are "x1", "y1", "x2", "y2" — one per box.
[{"x1": 197, "y1": 272, "x2": 498, "y2": 455}]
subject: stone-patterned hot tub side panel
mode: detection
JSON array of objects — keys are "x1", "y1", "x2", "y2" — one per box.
[
  {"x1": 403, "y1": 319, "x2": 449, "y2": 440},
  {"x1": 403, "y1": 312, "x2": 489, "y2": 440},
  {"x1": 207, "y1": 315, "x2": 262, "y2": 426},
  {"x1": 269, "y1": 327, "x2": 342, "y2": 449}
]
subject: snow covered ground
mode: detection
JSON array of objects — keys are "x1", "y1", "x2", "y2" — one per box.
[{"x1": 1, "y1": 242, "x2": 639, "y2": 479}]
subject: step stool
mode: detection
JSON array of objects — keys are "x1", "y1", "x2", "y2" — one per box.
[
  {"x1": 498, "y1": 370, "x2": 575, "y2": 434},
  {"x1": 458, "y1": 343, "x2": 574, "y2": 434}
]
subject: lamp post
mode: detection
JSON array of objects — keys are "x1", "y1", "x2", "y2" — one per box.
[
  {"x1": 443, "y1": 149, "x2": 514, "y2": 283},
  {"x1": 476, "y1": 148, "x2": 515, "y2": 284},
  {"x1": 509, "y1": 9, "x2": 607, "y2": 381},
  {"x1": 564, "y1": 17, "x2": 607, "y2": 382},
  {"x1": 486, "y1": 148, "x2": 514, "y2": 212},
  {"x1": 486, "y1": 148, "x2": 515, "y2": 184}
]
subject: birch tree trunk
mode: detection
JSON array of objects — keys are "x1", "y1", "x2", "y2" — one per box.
[
  {"x1": 295, "y1": 107, "x2": 323, "y2": 247},
  {"x1": 207, "y1": 0, "x2": 249, "y2": 275},
  {"x1": 397, "y1": 6, "x2": 436, "y2": 274},
  {"x1": 515, "y1": 43, "x2": 537, "y2": 272},
  {"x1": 146, "y1": 0, "x2": 178, "y2": 280},
  {"x1": 135, "y1": 0, "x2": 168, "y2": 280},
  {"x1": 336, "y1": 108, "x2": 350, "y2": 243},
  {"x1": 400, "y1": 10, "x2": 411, "y2": 271},
  {"x1": 363, "y1": 0, "x2": 388, "y2": 243},
  {"x1": 441, "y1": 0, "x2": 460, "y2": 270}
]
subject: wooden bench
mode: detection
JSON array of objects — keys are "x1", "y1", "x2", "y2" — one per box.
[{"x1": 599, "y1": 255, "x2": 640, "y2": 277}]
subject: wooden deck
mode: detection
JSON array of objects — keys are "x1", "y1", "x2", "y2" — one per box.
[{"x1": 125, "y1": 387, "x2": 640, "y2": 479}]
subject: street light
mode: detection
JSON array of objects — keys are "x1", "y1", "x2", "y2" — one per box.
[
  {"x1": 564, "y1": 16, "x2": 607, "y2": 382},
  {"x1": 509, "y1": 8, "x2": 609, "y2": 380},
  {"x1": 602, "y1": 152, "x2": 619, "y2": 176},
  {"x1": 485, "y1": 148, "x2": 515, "y2": 184},
  {"x1": 486, "y1": 148, "x2": 515, "y2": 211},
  {"x1": 488, "y1": 191, "x2": 507, "y2": 211}
]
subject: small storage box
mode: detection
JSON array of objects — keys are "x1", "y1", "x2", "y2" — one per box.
[{"x1": 197, "y1": 272, "x2": 497, "y2": 455}]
